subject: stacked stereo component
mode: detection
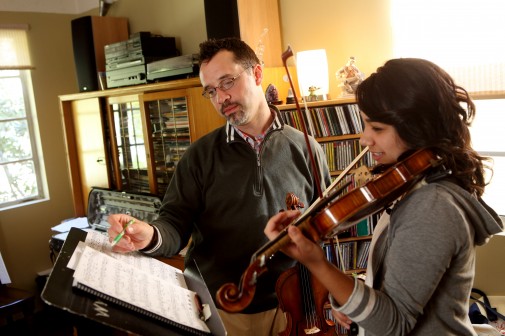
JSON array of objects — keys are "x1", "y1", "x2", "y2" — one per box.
[
  {"x1": 146, "y1": 54, "x2": 199, "y2": 82},
  {"x1": 105, "y1": 32, "x2": 178, "y2": 88}
]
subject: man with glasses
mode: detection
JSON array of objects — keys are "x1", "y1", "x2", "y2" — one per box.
[{"x1": 107, "y1": 37, "x2": 330, "y2": 335}]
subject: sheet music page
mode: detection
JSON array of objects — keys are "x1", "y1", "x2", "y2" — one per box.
[
  {"x1": 67, "y1": 230, "x2": 186, "y2": 288},
  {"x1": 0, "y1": 252, "x2": 11, "y2": 284},
  {"x1": 51, "y1": 217, "x2": 89, "y2": 233},
  {"x1": 73, "y1": 245, "x2": 210, "y2": 333}
]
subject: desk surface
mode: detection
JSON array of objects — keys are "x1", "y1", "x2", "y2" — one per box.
[{"x1": 42, "y1": 228, "x2": 226, "y2": 336}]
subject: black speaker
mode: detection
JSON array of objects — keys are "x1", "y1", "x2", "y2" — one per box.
[
  {"x1": 203, "y1": 0, "x2": 240, "y2": 39},
  {"x1": 71, "y1": 16, "x2": 128, "y2": 92}
]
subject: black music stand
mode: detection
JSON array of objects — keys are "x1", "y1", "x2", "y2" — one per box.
[{"x1": 41, "y1": 227, "x2": 226, "y2": 336}]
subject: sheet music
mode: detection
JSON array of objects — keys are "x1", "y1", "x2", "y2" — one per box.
[
  {"x1": 0, "y1": 252, "x2": 11, "y2": 284},
  {"x1": 73, "y1": 246, "x2": 210, "y2": 333},
  {"x1": 51, "y1": 217, "x2": 89, "y2": 233},
  {"x1": 67, "y1": 230, "x2": 186, "y2": 288}
]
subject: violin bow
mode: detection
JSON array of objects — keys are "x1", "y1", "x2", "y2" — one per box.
[
  {"x1": 322, "y1": 146, "x2": 369, "y2": 198},
  {"x1": 282, "y1": 45, "x2": 370, "y2": 201},
  {"x1": 282, "y1": 46, "x2": 323, "y2": 198}
]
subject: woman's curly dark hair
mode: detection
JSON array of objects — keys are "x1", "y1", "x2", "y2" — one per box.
[{"x1": 355, "y1": 58, "x2": 491, "y2": 196}]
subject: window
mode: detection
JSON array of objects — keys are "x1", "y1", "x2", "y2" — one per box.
[
  {"x1": 391, "y1": 0, "x2": 505, "y2": 94},
  {"x1": 0, "y1": 26, "x2": 46, "y2": 209},
  {"x1": 391, "y1": 0, "x2": 505, "y2": 215},
  {"x1": 469, "y1": 99, "x2": 505, "y2": 216}
]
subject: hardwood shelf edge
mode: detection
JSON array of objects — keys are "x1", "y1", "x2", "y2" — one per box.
[{"x1": 59, "y1": 77, "x2": 202, "y2": 101}]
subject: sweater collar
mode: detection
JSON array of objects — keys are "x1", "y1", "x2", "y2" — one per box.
[{"x1": 225, "y1": 104, "x2": 284, "y2": 143}]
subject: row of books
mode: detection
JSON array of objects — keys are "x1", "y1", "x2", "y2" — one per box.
[
  {"x1": 323, "y1": 239, "x2": 371, "y2": 271},
  {"x1": 146, "y1": 98, "x2": 187, "y2": 114},
  {"x1": 150, "y1": 117, "x2": 189, "y2": 132},
  {"x1": 153, "y1": 141, "x2": 189, "y2": 181},
  {"x1": 148, "y1": 99, "x2": 191, "y2": 199},
  {"x1": 278, "y1": 109, "x2": 311, "y2": 135},
  {"x1": 321, "y1": 139, "x2": 374, "y2": 171},
  {"x1": 279, "y1": 103, "x2": 363, "y2": 138},
  {"x1": 148, "y1": 105, "x2": 188, "y2": 115},
  {"x1": 310, "y1": 104, "x2": 363, "y2": 137},
  {"x1": 340, "y1": 213, "x2": 381, "y2": 238},
  {"x1": 152, "y1": 144, "x2": 189, "y2": 156},
  {"x1": 121, "y1": 168, "x2": 151, "y2": 194}
]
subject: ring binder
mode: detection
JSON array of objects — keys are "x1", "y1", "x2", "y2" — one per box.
[{"x1": 41, "y1": 228, "x2": 226, "y2": 336}]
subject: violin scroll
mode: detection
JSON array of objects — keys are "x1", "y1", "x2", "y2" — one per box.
[
  {"x1": 215, "y1": 259, "x2": 267, "y2": 313},
  {"x1": 286, "y1": 192, "x2": 304, "y2": 210},
  {"x1": 215, "y1": 282, "x2": 250, "y2": 314}
]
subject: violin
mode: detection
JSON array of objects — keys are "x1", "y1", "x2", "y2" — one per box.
[
  {"x1": 215, "y1": 46, "x2": 442, "y2": 313},
  {"x1": 276, "y1": 263, "x2": 337, "y2": 336},
  {"x1": 276, "y1": 193, "x2": 337, "y2": 336},
  {"x1": 217, "y1": 145, "x2": 440, "y2": 313}
]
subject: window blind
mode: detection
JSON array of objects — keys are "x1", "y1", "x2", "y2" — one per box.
[{"x1": 0, "y1": 24, "x2": 34, "y2": 70}]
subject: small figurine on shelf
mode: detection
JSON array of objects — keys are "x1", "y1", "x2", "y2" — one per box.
[
  {"x1": 265, "y1": 83, "x2": 283, "y2": 105},
  {"x1": 336, "y1": 56, "x2": 365, "y2": 96},
  {"x1": 306, "y1": 86, "x2": 321, "y2": 102},
  {"x1": 308, "y1": 86, "x2": 320, "y2": 96},
  {"x1": 285, "y1": 88, "x2": 296, "y2": 104}
]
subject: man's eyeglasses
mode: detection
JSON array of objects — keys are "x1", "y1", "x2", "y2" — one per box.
[{"x1": 202, "y1": 65, "x2": 253, "y2": 99}]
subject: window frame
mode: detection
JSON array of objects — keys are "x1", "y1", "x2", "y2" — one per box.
[
  {"x1": 0, "y1": 69, "x2": 47, "y2": 209},
  {"x1": 469, "y1": 97, "x2": 505, "y2": 216}
]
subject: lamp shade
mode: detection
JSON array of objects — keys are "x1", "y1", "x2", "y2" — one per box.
[{"x1": 296, "y1": 49, "x2": 329, "y2": 99}]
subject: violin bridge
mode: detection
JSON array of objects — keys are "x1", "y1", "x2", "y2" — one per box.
[
  {"x1": 353, "y1": 165, "x2": 372, "y2": 186},
  {"x1": 304, "y1": 326, "x2": 321, "y2": 334}
]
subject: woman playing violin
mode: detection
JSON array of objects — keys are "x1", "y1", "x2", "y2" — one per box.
[{"x1": 265, "y1": 58, "x2": 504, "y2": 335}]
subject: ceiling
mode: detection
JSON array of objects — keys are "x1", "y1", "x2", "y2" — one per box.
[{"x1": 0, "y1": 0, "x2": 98, "y2": 14}]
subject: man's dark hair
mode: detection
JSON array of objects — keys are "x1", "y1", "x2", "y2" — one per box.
[{"x1": 198, "y1": 37, "x2": 260, "y2": 69}]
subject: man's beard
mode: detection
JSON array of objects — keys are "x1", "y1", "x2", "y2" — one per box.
[{"x1": 222, "y1": 103, "x2": 248, "y2": 126}]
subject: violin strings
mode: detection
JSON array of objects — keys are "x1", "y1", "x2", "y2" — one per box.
[{"x1": 300, "y1": 265, "x2": 317, "y2": 329}]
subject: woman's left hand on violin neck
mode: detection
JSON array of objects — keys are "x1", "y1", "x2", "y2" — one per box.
[
  {"x1": 264, "y1": 209, "x2": 356, "y2": 308},
  {"x1": 264, "y1": 210, "x2": 327, "y2": 268}
]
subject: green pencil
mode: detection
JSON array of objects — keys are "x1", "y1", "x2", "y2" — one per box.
[{"x1": 111, "y1": 219, "x2": 135, "y2": 247}]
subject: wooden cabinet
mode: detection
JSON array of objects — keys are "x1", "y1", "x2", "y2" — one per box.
[
  {"x1": 59, "y1": 78, "x2": 225, "y2": 216},
  {"x1": 142, "y1": 90, "x2": 192, "y2": 196},
  {"x1": 237, "y1": 0, "x2": 283, "y2": 67}
]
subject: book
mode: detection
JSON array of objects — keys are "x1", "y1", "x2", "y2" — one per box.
[{"x1": 69, "y1": 231, "x2": 211, "y2": 335}]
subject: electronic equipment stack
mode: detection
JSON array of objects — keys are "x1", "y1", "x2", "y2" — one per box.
[
  {"x1": 146, "y1": 54, "x2": 199, "y2": 82},
  {"x1": 105, "y1": 32, "x2": 178, "y2": 88}
]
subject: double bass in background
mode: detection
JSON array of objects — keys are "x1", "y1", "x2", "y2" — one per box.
[{"x1": 215, "y1": 46, "x2": 441, "y2": 323}]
